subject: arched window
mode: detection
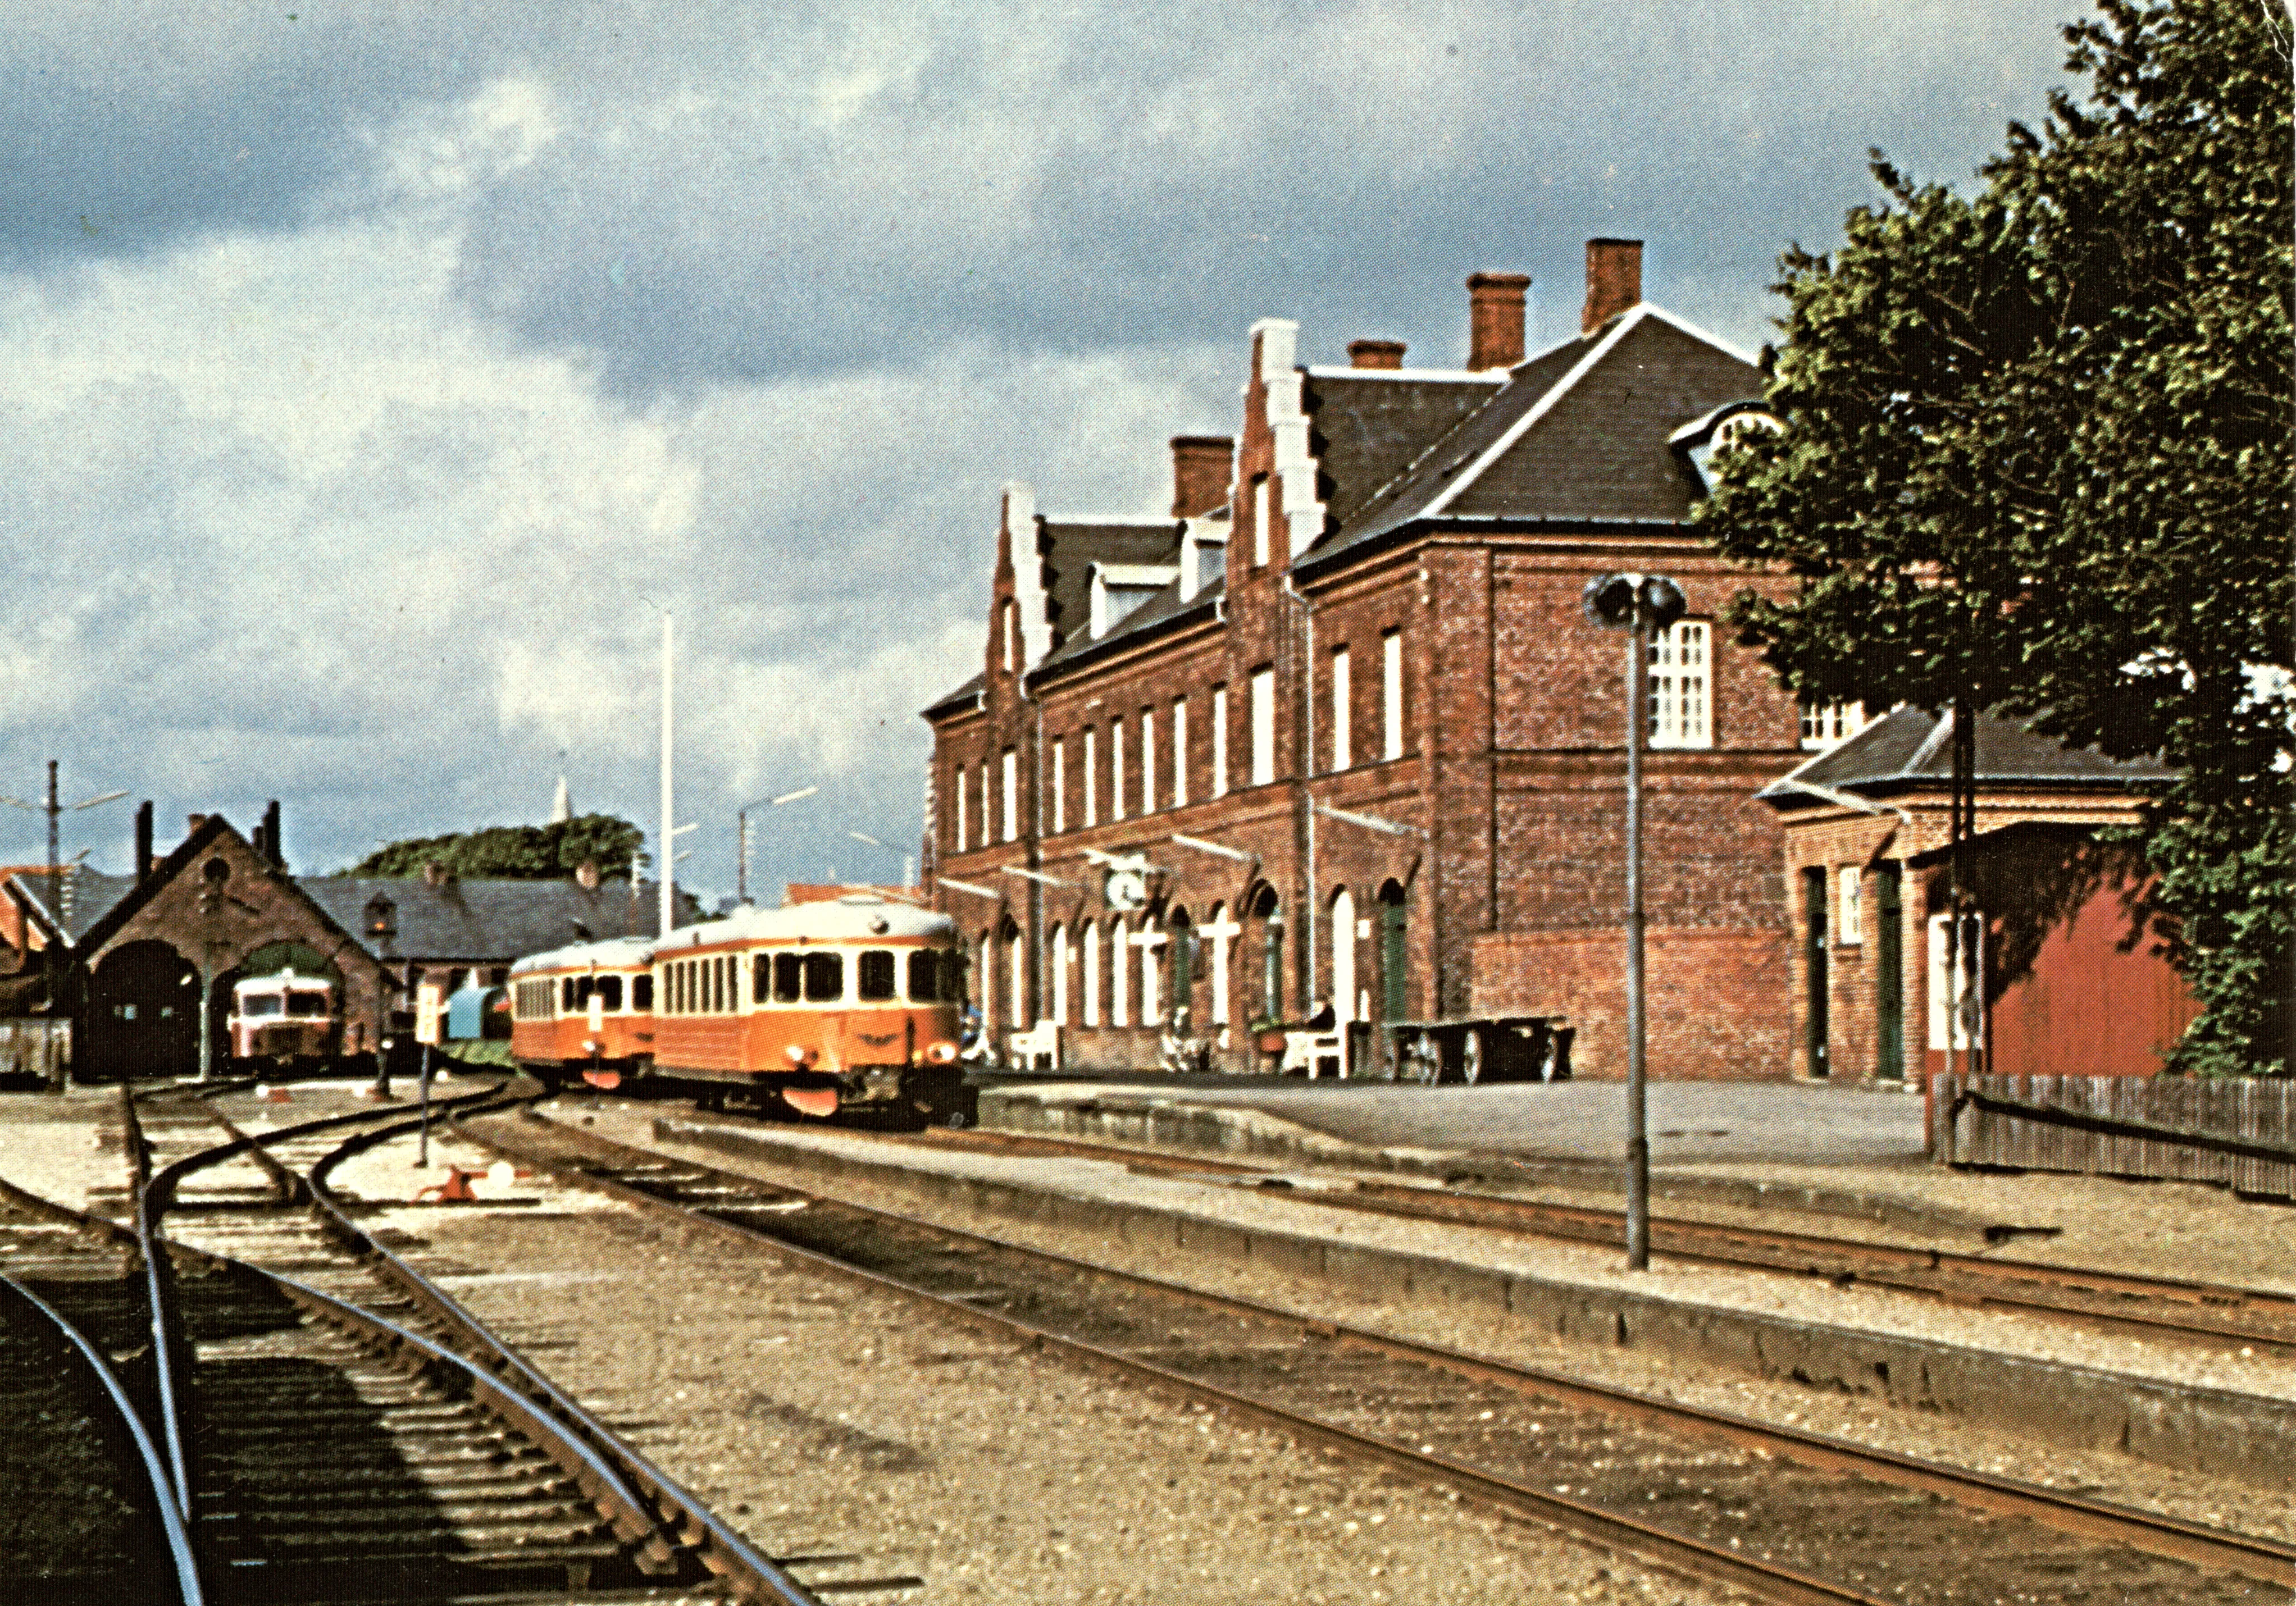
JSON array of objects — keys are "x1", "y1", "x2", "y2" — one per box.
[
  {"x1": 1047, "y1": 924, "x2": 1069, "y2": 1025},
  {"x1": 1081, "y1": 918, "x2": 1101, "y2": 1027},
  {"x1": 1109, "y1": 915, "x2": 1131, "y2": 1028},
  {"x1": 1378, "y1": 880, "x2": 1408, "y2": 1021},
  {"x1": 1167, "y1": 906, "x2": 1195, "y2": 1030},
  {"x1": 1331, "y1": 886, "x2": 1358, "y2": 1025},
  {"x1": 1000, "y1": 915, "x2": 1024, "y2": 1030},
  {"x1": 1001, "y1": 599, "x2": 1019, "y2": 672},
  {"x1": 1140, "y1": 916, "x2": 1163, "y2": 1027},
  {"x1": 1203, "y1": 902, "x2": 1234, "y2": 1028},
  {"x1": 1249, "y1": 883, "x2": 1283, "y2": 1024}
]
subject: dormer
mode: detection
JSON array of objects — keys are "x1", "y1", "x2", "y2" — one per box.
[
  {"x1": 1670, "y1": 401, "x2": 1783, "y2": 495},
  {"x1": 1089, "y1": 562, "x2": 1180, "y2": 638},
  {"x1": 1178, "y1": 510, "x2": 1227, "y2": 602}
]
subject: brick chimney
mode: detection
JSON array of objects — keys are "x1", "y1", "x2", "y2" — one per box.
[
  {"x1": 134, "y1": 801, "x2": 153, "y2": 888},
  {"x1": 1466, "y1": 272, "x2": 1530, "y2": 371},
  {"x1": 262, "y1": 800, "x2": 283, "y2": 868},
  {"x1": 1582, "y1": 238, "x2": 1643, "y2": 334},
  {"x1": 1169, "y1": 436, "x2": 1233, "y2": 518},
  {"x1": 1347, "y1": 339, "x2": 1406, "y2": 370}
]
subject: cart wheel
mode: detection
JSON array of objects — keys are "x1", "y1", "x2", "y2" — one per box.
[{"x1": 1461, "y1": 1028, "x2": 1484, "y2": 1086}]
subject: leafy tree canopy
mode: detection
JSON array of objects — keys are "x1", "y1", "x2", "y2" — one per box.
[
  {"x1": 343, "y1": 814, "x2": 648, "y2": 882},
  {"x1": 1696, "y1": 0, "x2": 2293, "y2": 1074}
]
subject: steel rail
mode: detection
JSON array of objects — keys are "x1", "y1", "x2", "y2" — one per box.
[
  {"x1": 0, "y1": 1274, "x2": 205, "y2": 1606},
  {"x1": 901, "y1": 1124, "x2": 2296, "y2": 1353},
  {"x1": 169, "y1": 1084, "x2": 827, "y2": 1606},
  {"x1": 289, "y1": 1106, "x2": 831, "y2": 1606},
  {"x1": 476, "y1": 1112, "x2": 2296, "y2": 1599}
]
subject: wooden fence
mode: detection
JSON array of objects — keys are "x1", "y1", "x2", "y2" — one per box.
[
  {"x1": 0, "y1": 1019, "x2": 70, "y2": 1087},
  {"x1": 1936, "y1": 1072, "x2": 2296, "y2": 1199}
]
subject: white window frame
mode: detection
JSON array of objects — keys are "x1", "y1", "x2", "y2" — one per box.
[
  {"x1": 1008, "y1": 929, "x2": 1024, "y2": 1028},
  {"x1": 1801, "y1": 700, "x2": 1867, "y2": 751},
  {"x1": 1081, "y1": 919, "x2": 1101, "y2": 1026},
  {"x1": 1048, "y1": 923, "x2": 1069, "y2": 1025},
  {"x1": 1051, "y1": 736, "x2": 1066, "y2": 835},
  {"x1": 1381, "y1": 629, "x2": 1404, "y2": 761},
  {"x1": 1210, "y1": 685, "x2": 1229, "y2": 798},
  {"x1": 1171, "y1": 697, "x2": 1190, "y2": 808},
  {"x1": 1000, "y1": 748, "x2": 1018, "y2": 844},
  {"x1": 1083, "y1": 727, "x2": 1098, "y2": 828},
  {"x1": 1251, "y1": 477, "x2": 1270, "y2": 568},
  {"x1": 1109, "y1": 915, "x2": 1131, "y2": 1027},
  {"x1": 1838, "y1": 866, "x2": 1864, "y2": 946},
  {"x1": 1249, "y1": 666, "x2": 1275, "y2": 788},
  {"x1": 1648, "y1": 620, "x2": 1713, "y2": 750},
  {"x1": 979, "y1": 763, "x2": 991, "y2": 843},
  {"x1": 954, "y1": 761, "x2": 968, "y2": 851},
  {"x1": 1139, "y1": 707, "x2": 1156, "y2": 815},
  {"x1": 1110, "y1": 718, "x2": 1127, "y2": 822},
  {"x1": 1329, "y1": 645, "x2": 1351, "y2": 772}
]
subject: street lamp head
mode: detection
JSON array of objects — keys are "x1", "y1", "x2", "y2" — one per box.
[{"x1": 1583, "y1": 572, "x2": 1687, "y2": 632}]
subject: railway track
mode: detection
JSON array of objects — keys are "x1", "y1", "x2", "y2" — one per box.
[
  {"x1": 883, "y1": 1122, "x2": 2296, "y2": 1357},
  {"x1": 0, "y1": 1076, "x2": 836, "y2": 1605},
  {"x1": 466, "y1": 1106, "x2": 2296, "y2": 1606}
]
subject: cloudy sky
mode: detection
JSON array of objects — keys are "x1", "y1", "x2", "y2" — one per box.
[{"x1": 0, "y1": 0, "x2": 2083, "y2": 905}]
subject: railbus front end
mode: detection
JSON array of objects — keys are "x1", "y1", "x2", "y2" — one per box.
[{"x1": 508, "y1": 936, "x2": 658, "y2": 1089}]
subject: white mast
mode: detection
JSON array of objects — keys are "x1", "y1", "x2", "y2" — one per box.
[{"x1": 659, "y1": 612, "x2": 675, "y2": 938}]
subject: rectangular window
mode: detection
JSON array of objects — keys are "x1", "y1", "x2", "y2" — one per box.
[
  {"x1": 953, "y1": 763, "x2": 968, "y2": 851},
  {"x1": 906, "y1": 949, "x2": 940, "y2": 1002},
  {"x1": 1111, "y1": 718, "x2": 1127, "y2": 821},
  {"x1": 599, "y1": 975, "x2": 623, "y2": 1012},
  {"x1": 1649, "y1": 620, "x2": 1713, "y2": 749},
  {"x1": 1251, "y1": 477, "x2": 1270, "y2": 568},
  {"x1": 1249, "y1": 666, "x2": 1275, "y2": 787},
  {"x1": 803, "y1": 951, "x2": 844, "y2": 1002},
  {"x1": 978, "y1": 763, "x2": 990, "y2": 842},
  {"x1": 1082, "y1": 921, "x2": 1101, "y2": 1026},
  {"x1": 753, "y1": 953, "x2": 771, "y2": 1004},
  {"x1": 1329, "y1": 645, "x2": 1351, "y2": 772},
  {"x1": 1139, "y1": 708, "x2": 1156, "y2": 815},
  {"x1": 1381, "y1": 629, "x2": 1404, "y2": 761},
  {"x1": 858, "y1": 950, "x2": 897, "y2": 1000},
  {"x1": 1001, "y1": 748, "x2": 1018, "y2": 843},
  {"x1": 1083, "y1": 727, "x2": 1098, "y2": 827},
  {"x1": 1210, "y1": 685, "x2": 1228, "y2": 797},
  {"x1": 1051, "y1": 737, "x2": 1066, "y2": 834},
  {"x1": 632, "y1": 974, "x2": 652, "y2": 1011},
  {"x1": 773, "y1": 952, "x2": 803, "y2": 1002},
  {"x1": 1170, "y1": 698, "x2": 1189, "y2": 807},
  {"x1": 1800, "y1": 700, "x2": 1867, "y2": 751},
  {"x1": 1838, "y1": 867, "x2": 1864, "y2": 946}
]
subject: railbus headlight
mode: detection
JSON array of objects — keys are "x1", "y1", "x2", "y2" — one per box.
[{"x1": 923, "y1": 1041, "x2": 958, "y2": 1065}]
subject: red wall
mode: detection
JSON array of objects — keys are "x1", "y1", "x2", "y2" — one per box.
[{"x1": 1988, "y1": 874, "x2": 2198, "y2": 1077}]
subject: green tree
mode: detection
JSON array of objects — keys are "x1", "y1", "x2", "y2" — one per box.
[
  {"x1": 1697, "y1": 0, "x2": 2293, "y2": 1074},
  {"x1": 345, "y1": 814, "x2": 648, "y2": 882}
]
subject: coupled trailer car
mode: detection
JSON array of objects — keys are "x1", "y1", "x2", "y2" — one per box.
[{"x1": 509, "y1": 895, "x2": 968, "y2": 1124}]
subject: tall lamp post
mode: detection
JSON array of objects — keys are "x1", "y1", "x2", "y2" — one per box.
[
  {"x1": 735, "y1": 787, "x2": 818, "y2": 906},
  {"x1": 1, "y1": 761, "x2": 127, "y2": 962},
  {"x1": 1583, "y1": 571, "x2": 1685, "y2": 1271}
]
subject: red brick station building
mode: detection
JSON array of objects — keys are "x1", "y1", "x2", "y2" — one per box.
[{"x1": 922, "y1": 240, "x2": 2195, "y2": 1084}]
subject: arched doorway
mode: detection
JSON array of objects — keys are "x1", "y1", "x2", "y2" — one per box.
[
  {"x1": 86, "y1": 940, "x2": 199, "y2": 1081},
  {"x1": 1330, "y1": 886, "x2": 1357, "y2": 1025},
  {"x1": 1047, "y1": 923, "x2": 1069, "y2": 1026},
  {"x1": 1377, "y1": 880, "x2": 1408, "y2": 1021},
  {"x1": 1247, "y1": 883, "x2": 1284, "y2": 1025},
  {"x1": 1166, "y1": 906, "x2": 1195, "y2": 1032}
]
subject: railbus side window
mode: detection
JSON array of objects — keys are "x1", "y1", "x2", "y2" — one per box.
[
  {"x1": 561, "y1": 977, "x2": 576, "y2": 1011},
  {"x1": 906, "y1": 950, "x2": 940, "y2": 1003},
  {"x1": 599, "y1": 975, "x2": 623, "y2": 1011},
  {"x1": 774, "y1": 952, "x2": 804, "y2": 1003},
  {"x1": 858, "y1": 950, "x2": 896, "y2": 1000},
  {"x1": 632, "y1": 974, "x2": 653, "y2": 1011},
  {"x1": 754, "y1": 953, "x2": 772, "y2": 1004},
  {"x1": 803, "y1": 952, "x2": 844, "y2": 1002}
]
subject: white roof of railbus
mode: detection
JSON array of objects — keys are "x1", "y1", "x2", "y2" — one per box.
[
  {"x1": 655, "y1": 893, "x2": 956, "y2": 950},
  {"x1": 510, "y1": 896, "x2": 955, "y2": 974},
  {"x1": 509, "y1": 933, "x2": 660, "y2": 976}
]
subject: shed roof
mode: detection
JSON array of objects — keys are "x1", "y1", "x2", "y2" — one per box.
[{"x1": 1757, "y1": 706, "x2": 2175, "y2": 807}]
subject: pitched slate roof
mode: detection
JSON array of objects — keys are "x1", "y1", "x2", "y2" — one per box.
[
  {"x1": 1758, "y1": 706, "x2": 2175, "y2": 807},
  {"x1": 1313, "y1": 308, "x2": 1762, "y2": 569},
  {"x1": 1036, "y1": 519, "x2": 1180, "y2": 655},
  {"x1": 1299, "y1": 368, "x2": 1505, "y2": 526},
  {"x1": 4, "y1": 866, "x2": 138, "y2": 946},
  {"x1": 302, "y1": 876, "x2": 690, "y2": 961}
]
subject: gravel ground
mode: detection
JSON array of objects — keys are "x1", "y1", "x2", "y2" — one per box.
[
  {"x1": 332, "y1": 1121, "x2": 1747, "y2": 1605},
  {"x1": 564, "y1": 1102, "x2": 2296, "y2": 1550},
  {"x1": 627, "y1": 1107, "x2": 2296, "y2": 1406},
  {"x1": 0, "y1": 1088, "x2": 133, "y2": 1215}
]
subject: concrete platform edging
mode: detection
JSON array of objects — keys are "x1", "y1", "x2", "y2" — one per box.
[
  {"x1": 656, "y1": 1116, "x2": 2296, "y2": 1492},
  {"x1": 977, "y1": 1088, "x2": 1998, "y2": 1238}
]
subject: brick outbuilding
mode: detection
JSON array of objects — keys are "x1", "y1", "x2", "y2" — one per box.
[
  {"x1": 1757, "y1": 706, "x2": 2195, "y2": 1089},
  {"x1": 924, "y1": 241, "x2": 1816, "y2": 1079}
]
